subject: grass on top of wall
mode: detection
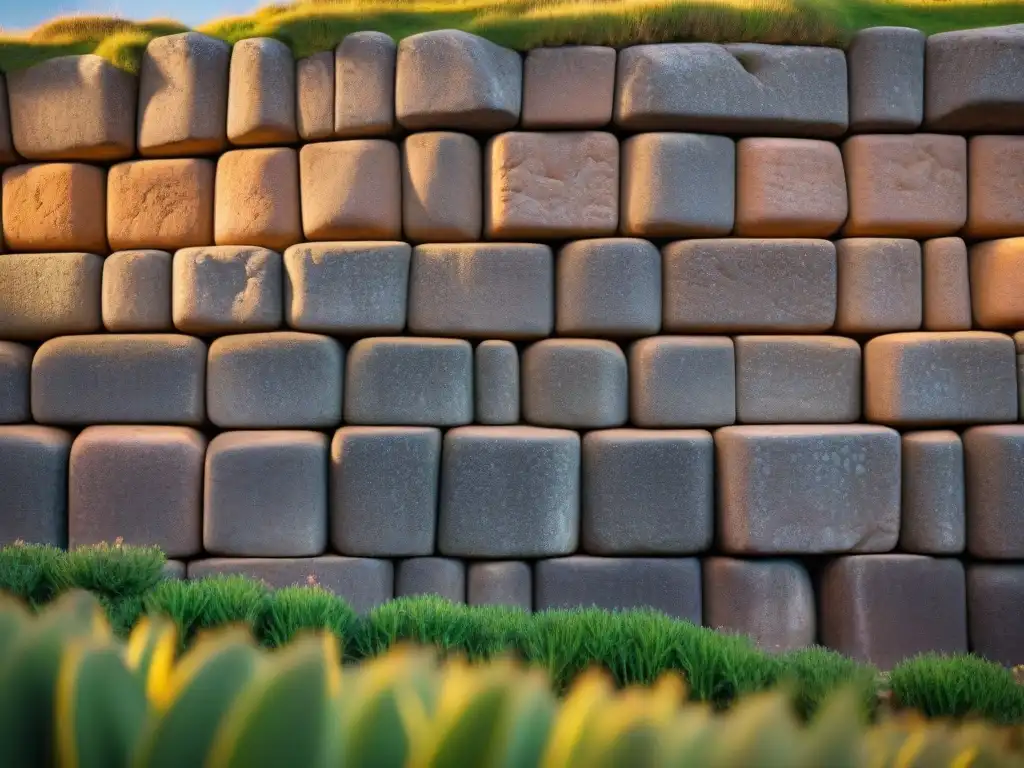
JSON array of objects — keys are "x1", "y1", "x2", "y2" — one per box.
[
  {"x1": 0, "y1": 542, "x2": 1022, "y2": 724},
  {"x1": 1, "y1": 0, "x2": 1023, "y2": 74}
]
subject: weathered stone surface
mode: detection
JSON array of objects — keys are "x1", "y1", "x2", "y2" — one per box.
[
  {"x1": 735, "y1": 336, "x2": 861, "y2": 423},
  {"x1": 968, "y1": 564, "x2": 1024, "y2": 666},
  {"x1": 330, "y1": 427, "x2": 441, "y2": 556},
  {"x1": 1018, "y1": 333, "x2": 1024, "y2": 419},
  {"x1": 438, "y1": 426, "x2": 579, "y2": 558},
  {"x1": 843, "y1": 134, "x2": 967, "y2": 237},
  {"x1": 522, "y1": 339, "x2": 628, "y2": 429},
  {"x1": 163, "y1": 560, "x2": 186, "y2": 580},
  {"x1": 0, "y1": 253, "x2": 102, "y2": 341},
  {"x1": 300, "y1": 140, "x2": 401, "y2": 241},
  {"x1": 402, "y1": 132, "x2": 482, "y2": 242},
  {"x1": 138, "y1": 32, "x2": 230, "y2": 157},
  {"x1": 475, "y1": 340, "x2": 519, "y2": 425},
  {"x1": 32, "y1": 334, "x2": 205, "y2": 425},
  {"x1": 922, "y1": 238, "x2": 971, "y2": 331},
  {"x1": 395, "y1": 558, "x2": 465, "y2": 602},
  {"x1": 820, "y1": 555, "x2": 967, "y2": 669},
  {"x1": 207, "y1": 333, "x2": 344, "y2": 428},
  {"x1": 0, "y1": 426, "x2": 71, "y2": 546},
  {"x1": 396, "y1": 30, "x2": 521, "y2": 131},
  {"x1": 964, "y1": 425, "x2": 1024, "y2": 559},
  {"x1": 107, "y1": 159, "x2": 215, "y2": 251},
  {"x1": 283, "y1": 242, "x2": 410, "y2": 334},
  {"x1": 0, "y1": 75, "x2": 15, "y2": 165},
  {"x1": 345, "y1": 338, "x2": 472, "y2": 426},
  {"x1": 966, "y1": 136, "x2": 1024, "y2": 238},
  {"x1": 522, "y1": 46, "x2": 615, "y2": 128},
  {"x1": 582, "y1": 429, "x2": 713, "y2": 555},
  {"x1": 900, "y1": 431, "x2": 965, "y2": 555},
  {"x1": 716, "y1": 425, "x2": 901, "y2": 554},
  {"x1": 0, "y1": 343, "x2": 31, "y2": 423},
  {"x1": 408, "y1": 243, "x2": 553, "y2": 339},
  {"x1": 848, "y1": 27, "x2": 925, "y2": 131},
  {"x1": 969, "y1": 238, "x2": 1024, "y2": 329},
  {"x1": 663, "y1": 239, "x2": 836, "y2": 333},
  {"x1": 703, "y1": 558, "x2": 815, "y2": 653},
  {"x1": 102, "y1": 250, "x2": 172, "y2": 332},
  {"x1": 467, "y1": 562, "x2": 531, "y2": 609},
  {"x1": 735, "y1": 138, "x2": 847, "y2": 237},
  {"x1": 335, "y1": 32, "x2": 396, "y2": 137},
  {"x1": 227, "y1": 38, "x2": 297, "y2": 146},
  {"x1": 215, "y1": 148, "x2": 301, "y2": 251},
  {"x1": 172, "y1": 246, "x2": 283, "y2": 334},
  {"x1": 296, "y1": 52, "x2": 334, "y2": 141},
  {"x1": 864, "y1": 332, "x2": 1017, "y2": 426},
  {"x1": 6, "y1": 54, "x2": 135, "y2": 161},
  {"x1": 615, "y1": 43, "x2": 848, "y2": 136},
  {"x1": 835, "y1": 238, "x2": 922, "y2": 334},
  {"x1": 620, "y1": 133, "x2": 735, "y2": 237},
  {"x1": 2, "y1": 163, "x2": 106, "y2": 253},
  {"x1": 69, "y1": 426, "x2": 204, "y2": 557}
]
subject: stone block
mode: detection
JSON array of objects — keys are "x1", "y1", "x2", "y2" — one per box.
[
  {"x1": 922, "y1": 238, "x2": 971, "y2": 331},
  {"x1": 396, "y1": 30, "x2": 521, "y2": 131},
  {"x1": 735, "y1": 138, "x2": 847, "y2": 238},
  {"x1": 968, "y1": 565, "x2": 1024, "y2": 666},
  {"x1": 102, "y1": 250, "x2": 173, "y2": 332},
  {"x1": 207, "y1": 333, "x2": 344, "y2": 428},
  {"x1": 227, "y1": 38, "x2": 297, "y2": 146},
  {"x1": 842, "y1": 134, "x2": 967, "y2": 237},
  {"x1": 6, "y1": 54, "x2": 135, "y2": 161},
  {"x1": 847, "y1": 27, "x2": 925, "y2": 131},
  {"x1": 0, "y1": 75, "x2": 15, "y2": 165},
  {"x1": 330, "y1": 427, "x2": 441, "y2": 556},
  {"x1": 620, "y1": 133, "x2": 735, "y2": 237},
  {"x1": 900, "y1": 431, "x2": 965, "y2": 555},
  {"x1": 582, "y1": 429, "x2": 713, "y2": 555},
  {"x1": 820, "y1": 555, "x2": 967, "y2": 669},
  {"x1": 296, "y1": 52, "x2": 334, "y2": 141},
  {"x1": 138, "y1": 32, "x2": 230, "y2": 157},
  {"x1": 522, "y1": 339, "x2": 627, "y2": 429},
  {"x1": 2, "y1": 163, "x2": 107, "y2": 253},
  {"x1": 163, "y1": 560, "x2": 186, "y2": 580},
  {"x1": 32, "y1": 334, "x2": 205, "y2": 425},
  {"x1": 486, "y1": 132, "x2": 618, "y2": 239},
  {"x1": 0, "y1": 343, "x2": 31, "y2": 423},
  {"x1": 966, "y1": 136, "x2": 1024, "y2": 238},
  {"x1": 475, "y1": 340, "x2": 519, "y2": 425},
  {"x1": 107, "y1": 159, "x2": 215, "y2": 251},
  {"x1": 521, "y1": 46, "x2": 616, "y2": 128},
  {"x1": 215, "y1": 148, "x2": 301, "y2": 251},
  {"x1": 402, "y1": 132, "x2": 482, "y2": 242},
  {"x1": 408, "y1": 243, "x2": 553, "y2": 339},
  {"x1": 283, "y1": 242, "x2": 410, "y2": 334},
  {"x1": 835, "y1": 238, "x2": 922, "y2": 334},
  {"x1": 735, "y1": 336, "x2": 861, "y2": 423},
  {"x1": 300, "y1": 140, "x2": 401, "y2": 240},
  {"x1": 703, "y1": 558, "x2": 815, "y2": 653},
  {"x1": 614, "y1": 43, "x2": 847, "y2": 136},
  {"x1": 864, "y1": 332, "x2": 1017, "y2": 426},
  {"x1": 663, "y1": 239, "x2": 836, "y2": 333},
  {"x1": 335, "y1": 32, "x2": 396, "y2": 137},
  {"x1": 969, "y1": 238, "x2": 1024, "y2": 330},
  {"x1": 716, "y1": 425, "x2": 901, "y2": 554},
  {"x1": 964, "y1": 425, "x2": 1024, "y2": 559},
  {"x1": 395, "y1": 558, "x2": 465, "y2": 602},
  {"x1": 0, "y1": 253, "x2": 102, "y2": 341},
  {"x1": 345, "y1": 338, "x2": 472, "y2": 426},
  {"x1": 68, "y1": 426, "x2": 204, "y2": 557},
  {"x1": 438, "y1": 426, "x2": 579, "y2": 558},
  {"x1": 629, "y1": 337, "x2": 735, "y2": 428},
  {"x1": 467, "y1": 562, "x2": 532, "y2": 609},
  {"x1": 0, "y1": 426, "x2": 71, "y2": 546},
  {"x1": 172, "y1": 246, "x2": 283, "y2": 334},
  {"x1": 204, "y1": 431, "x2": 328, "y2": 557}
]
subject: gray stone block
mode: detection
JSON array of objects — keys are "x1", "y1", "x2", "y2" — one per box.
[
  {"x1": 330, "y1": 427, "x2": 441, "y2": 557},
  {"x1": 900, "y1": 431, "x2": 965, "y2": 555},
  {"x1": 522, "y1": 340, "x2": 627, "y2": 429},
  {"x1": 848, "y1": 27, "x2": 925, "y2": 131},
  {"x1": 835, "y1": 239, "x2": 922, "y2": 334},
  {"x1": 335, "y1": 32, "x2": 396, "y2": 137},
  {"x1": 227, "y1": 38, "x2": 297, "y2": 146},
  {"x1": 922, "y1": 237, "x2": 971, "y2": 331},
  {"x1": 345, "y1": 338, "x2": 472, "y2": 426},
  {"x1": 438, "y1": 426, "x2": 580, "y2": 558},
  {"x1": 204, "y1": 431, "x2": 328, "y2": 557},
  {"x1": 964, "y1": 425, "x2": 1024, "y2": 559},
  {"x1": 467, "y1": 562, "x2": 532, "y2": 609},
  {"x1": 296, "y1": 52, "x2": 334, "y2": 141},
  {"x1": 475, "y1": 340, "x2": 519, "y2": 425},
  {"x1": 102, "y1": 250, "x2": 173, "y2": 332},
  {"x1": 0, "y1": 426, "x2": 71, "y2": 546},
  {"x1": 968, "y1": 564, "x2": 1024, "y2": 666},
  {"x1": 0, "y1": 253, "x2": 102, "y2": 341},
  {"x1": 32, "y1": 334, "x2": 206, "y2": 426},
  {"x1": 0, "y1": 342, "x2": 31, "y2": 423},
  {"x1": 395, "y1": 558, "x2": 465, "y2": 602},
  {"x1": 163, "y1": 560, "x2": 186, "y2": 580},
  {"x1": 402, "y1": 132, "x2": 482, "y2": 242}
]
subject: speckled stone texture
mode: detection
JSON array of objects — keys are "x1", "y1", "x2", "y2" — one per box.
[
  {"x1": 964, "y1": 425, "x2": 1024, "y2": 559},
  {"x1": 0, "y1": 426, "x2": 71, "y2": 546},
  {"x1": 214, "y1": 148, "x2": 301, "y2": 251},
  {"x1": 0, "y1": 343, "x2": 32, "y2": 423},
  {"x1": 227, "y1": 38, "x2": 297, "y2": 146},
  {"x1": 102, "y1": 250, "x2": 173, "y2": 332},
  {"x1": 968, "y1": 238, "x2": 1024, "y2": 330},
  {"x1": 834, "y1": 238, "x2": 922, "y2": 334},
  {"x1": 966, "y1": 136, "x2": 1024, "y2": 238},
  {"x1": 847, "y1": 27, "x2": 925, "y2": 131},
  {"x1": 395, "y1": 558, "x2": 465, "y2": 602},
  {"x1": 296, "y1": 52, "x2": 334, "y2": 141},
  {"x1": 0, "y1": 253, "x2": 102, "y2": 341},
  {"x1": 922, "y1": 238, "x2": 971, "y2": 331},
  {"x1": 402, "y1": 132, "x2": 482, "y2": 242},
  {"x1": 521, "y1": 46, "x2": 616, "y2": 128},
  {"x1": 467, "y1": 562, "x2": 532, "y2": 609},
  {"x1": 334, "y1": 32, "x2": 396, "y2": 137},
  {"x1": 2, "y1": 163, "x2": 107, "y2": 254},
  {"x1": 522, "y1": 339, "x2": 628, "y2": 429},
  {"x1": 900, "y1": 431, "x2": 965, "y2": 555},
  {"x1": 474, "y1": 340, "x2": 519, "y2": 425},
  {"x1": 968, "y1": 564, "x2": 1024, "y2": 666}
]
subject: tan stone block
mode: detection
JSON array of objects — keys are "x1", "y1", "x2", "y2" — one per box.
[
  {"x1": 0, "y1": 75, "x2": 16, "y2": 165},
  {"x1": 922, "y1": 237, "x2": 971, "y2": 331},
  {"x1": 335, "y1": 32, "x2": 397, "y2": 137},
  {"x1": 215, "y1": 148, "x2": 301, "y2": 251},
  {"x1": 402, "y1": 132, "x2": 481, "y2": 242},
  {"x1": 296, "y1": 52, "x2": 334, "y2": 141},
  {"x1": 2, "y1": 163, "x2": 106, "y2": 253},
  {"x1": 486, "y1": 132, "x2": 618, "y2": 239},
  {"x1": 107, "y1": 159, "x2": 214, "y2": 251},
  {"x1": 227, "y1": 38, "x2": 298, "y2": 146},
  {"x1": 969, "y1": 237, "x2": 1024, "y2": 330},
  {"x1": 521, "y1": 46, "x2": 615, "y2": 128},
  {"x1": 967, "y1": 136, "x2": 1024, "y2": 238},
  {"x1": 0, "y1": 253, "x2": 102, "y2": 341},
  {"x1": 835, "y1": 238, "x2": 922, "y2": 334},
  {"x1": 102, "y1": 250, "x2": 173, "y2": 332}
]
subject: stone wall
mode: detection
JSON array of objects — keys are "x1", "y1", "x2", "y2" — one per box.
[{"x1": 1, "y1": 24, "x2": 1023, "y2": 669}]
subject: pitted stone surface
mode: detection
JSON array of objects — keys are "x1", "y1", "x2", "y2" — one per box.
[
  {"x1": 0, "y1": 253, "x2": 102, "y2": 341},
  {"x1": 215, "y1": 148, "x2": 301, "y2": 251},
  {"x1": 922, "y1": 238, "x2": 971, "y2": 331},
  {"x1": 475, "y1": 340, "x2": 519, "y2": 425},
  {"x1": 522, "y1": 46, "x2": 616, "y2": 128},
  {"x1": 396, "y1": 558, "x2": 465, "y2": 602},
  {"x1": 969, "y1": 238, "x2": 1024, "y2": 330},
  {"x1": 467, "y1": 562, "x2": 531, "y2": 609},
  {"x1": 296, "y1": 52, "x2": 334, "y2": 141},
  {"x1": 848, "y1": 27, "x2": 925, "y2": 131},
  {"x1": 102, "y1": 250, "x2": 173, "y2": 332},
  {"x1": 2, "y1": 163, "x2": 107, "y2": 253},
  {"x1": 522, "y1": 339, "x2": 628, "y2": 429},
  {"x1": 227, "y1": 38, "x2": 298, "y2": 146},
  {"x1": 403, "y1": 132, "x2": 482, "y2": 242},
  {"x1": 335, "y1": 32, "x2": 397, "y2": 137},
  {"x1": 966, "y1": 136, "x2": 1024, "y2": 238},
  {"x1": 0, "y1": 343, "x2": 32, "y2": 423},
  {"x1": 835, "y1": 238, "x2": 922, "y2": 334},
  {"x1": 0, "y1": 426, "x2": 71, "y2": 546},
  {"x1": 0, "y1": 75, "x2": 15, "y2": 165},
  {"x1": 968, "y1": 564, "x2": 1024, "y2": 666},
  {"x1": 964, "y1": 425, "x2": 1024, "y2": 559},
  {"x1": 900, "y1": 431, "x2": 965, "y2": 555}
]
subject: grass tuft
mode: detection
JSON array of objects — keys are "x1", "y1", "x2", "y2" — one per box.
[
  {"x1": 261, "y1": 584, "x2": 359, "y2": 650},
  {"x1": 64, "y1": 542, "x2": 166, "y2": 600},
  {"x1": 888, "y1": 653, "x2": 1024, "y2": 724},
  {"x1": 0, "y1": 542, "x2": 69, "y2": 607}
]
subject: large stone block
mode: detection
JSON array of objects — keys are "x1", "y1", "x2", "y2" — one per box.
[
  {"x1": 408, "y1": 243, "x2": 553, "y2": 339},
  {"x1": 2, "y1": 163, "x2": 106, "y2": 253},
  {"x1": 32, "y1": 334, "x2": 206, "y2": 425},
  {"x1": 968, "y1": 565, "x2": 1024, "y2": 666},
  {"x1": 438, "y1": 426, "x2": 579, "y2": 558},
  {"x1": 0, "y1": 426, "x2": 71, "y2": 546},
  {"x1": 335, "y1": 32, "x2": 396, "y2": 137},
  {"x1": 296, "y1": 52, "x2": 334, "y2": 141},
  {"x1": 0, "y1": 75, "x2": 15, "y2": 165},
  {"x1": 467, "y1": 562, "x2": 531, "y2": 609},
  {"x1": 1019, "y1": 332, "x2": 1024, "y2": 420},
  {"x1": 522, "y1": 46, "x2": 615, "y2": 128},
  {"x1": 964, "y1": 425, "x2": 1024, "y2": 559},
  {"x1": 522, "y1": 339, "x2": 627, "y2": 429},
  {"x1": 900, "y1": 431, "x2": 965, "y2": 555},
  {"x1": 102, "y1": 250, "x2": 173, "y2": 332},
  {"x1": 402, "y1": 132, "x2": 482, "y2": 242},
  {"x1": 395, "y1": 558, "x2": 465, "y2": 602},
  {"x1": 69, "y1": 426, "x2": 204, "y2": 557},
  {"x1": 614, "y1": 43, "x2": 847, "y2": 136},
  {"x1": 227, "y1": 38, "x2": 297, "y2": 146},
  {"x1": 834, "y1": 238, "x2": 922, "y2": 334},
  {"x1": 847, "y1": 27, "x2": 925, "y2": 131},
  {"x1": 966, "y1": 136, "x2": 1024, "y2": 238},
  {"x1": 215, "y1": 148, "x2": 301, "y2": 251},
  {"x1": 0, "y1": 253, "x2": 102, "y2": 341},
  {"x1": 6, "y1": 54, "x2": 135, "y2": 161},
  {"x1": 922, "y1": 238, "x2": 971, "y2": 331},
  {"x1": 716, "y1": 425, "x2": 901, "y2": 554},
  {"x1": 396, "y1": 30, "x2": 521, "y2": 131},
  {"x1": 345, "y1": 338, "x2": 472, "y2": 426},
  {"x1": 820, "y1": 555, "x2": 967, "y2": 669},
  {"x1": 0, "y1": 343, "x2": 31, "y2": 423},
  {"x1": 663, "y1": 239, "x2": 836, "y2": 333},
  {"x1": 204, "y1": 431, "x2": 328, "y2": 557},
  {"x1": 486, "y1": 132, "x2": 618, "y2": 239},
  {"x1": 864, "y1": 332, "x2": 1017, "y2": 426},
  {"x1": 475, "y1": 340, "x2": 519, "y2": 425},
  {"x1": 207, "y1": 333, "x2": 344, "y2": 428},
  {"x1": 330, "y1": 427, "x2": 441, "y2": 556},
  {"x1": 283, "y1": 242, "x2": 409, "y2": 334},
  {"x1": 969, "y1": 238, "x2": 1024, "y2": 330},
  {"x1": 163, "y1": 560, "x2": 186, "y2": 580}
]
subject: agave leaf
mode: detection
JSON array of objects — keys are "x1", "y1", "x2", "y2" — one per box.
[
  {"x1": 657, "y1": 707, "x2": 719, "y2": 766},
  {"x1": 125, "y1": 616, "x2": 179, "y2": 704},
  {"x1": 490, "y1": 667, "x2": 557, "y2": 768},
  {"x1": 0, "y1": 593, "x2": 30, "y2": 657},
  {"x1": 421, "y1": 674, "x2": 510, "y2": 768},
  {"x1": 541, "y1": 669, "x2": 614, "y2": 768},
  {"x1": 702, "y1": 691, "x2": 801, "y2": 768},
  {"x1": 797, "y1": 687, "x2": 865, "y2": 768}
]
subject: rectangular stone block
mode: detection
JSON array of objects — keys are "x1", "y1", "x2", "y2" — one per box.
[
  {"x1": 3, "y1": 163, "x2": 107, "y2": 253},
  {"x1": 163, "y1": 560, "x2": 186, "y2": 580},
  {"x1": 522, "y1": 46, "x2": 615, "y2": 128},
  {"x1": 968, "y1": 564, "x2": 1024, "y2": 667},
  {"x1": 335, "y1": 32, "x2": 396, "y2": 137},
  {"x1": 0, "y1": 253, "x2": 102, "y2": 341},
  {"x1": 922, "y1": 237, "x2": 971, "y2": 331},
  {"x1": 834, "y1": 238, "x2": 922, "y2": 334},
  {"x1": 522, "y1": 340, "x2": 627, "y2": 429},
  {"x1": 475, "y1": 340, "x2": 519, "y2": 425},
  {"x1": 402, "y1": 132, "x2": 482, "y2": 242},
  {"x1": 900, "y1": 431, "x2": 965, "y2": 555},
  {"x1": 0, "y1": 342, "x2": 31, "y2": 423},
  {"x1": 467, "y1": 562, "x2": 531, "y2": 609},
  {"x1": 969, "y1": 238, "x2": 1024, "y2": 330},
  {"x1": 0, "y1": 75, "x2": 15, "y2": 165},
  {"x1": 102, "y1": 250, "x2": 173, "y2": 332},
  {"x1": 227, "y1": 38, "x2": 297, "y2": 146},
  {"x1": 716, "y1": 425, "x2": 900, "y2": 554},
  {"x1": 847, "y1": 26, "x2": 925, "y2": 131},
  {"x1": 296, "y1": 52, "x2": 334, "y2": 141},
  {"x1": 0, "y1": 426, "x2": 71, "y2": 546},
  {"x1": 395, "y1": 558, "x2": 465, "y2": 602},
  {"x1": 964, "y1": 425, "x2": 1024, "y2": 559},
  {"x1": 215, "y1": 148, "x2": 301, "y2": 252},
  {"x1": 966, "y1": 136, "x2": 1024, "y2": 238}
]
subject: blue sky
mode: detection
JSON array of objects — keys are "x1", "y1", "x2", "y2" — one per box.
[{"x1": 0, "y1": 0, "x2": 262, "y2": 30}]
